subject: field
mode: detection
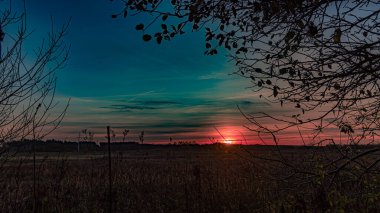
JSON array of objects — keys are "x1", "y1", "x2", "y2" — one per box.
[{"x1": 0, "y1": 144, "x2": 379, "y2": 212}]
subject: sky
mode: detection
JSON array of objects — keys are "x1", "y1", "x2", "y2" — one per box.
[{"x1": 5, "y1": 0, "x2": 308, "y2": 144}]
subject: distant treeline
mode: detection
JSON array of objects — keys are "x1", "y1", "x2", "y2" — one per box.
[
  {"x1": 2, "y1": 139, "x2": 220, "y2": 152},
  {"x1": 2, "y1": 139, "x2": 379, "y2": 153},
  {"x1": 4, "y1": 140, "x2": 142, "y2": 152}
]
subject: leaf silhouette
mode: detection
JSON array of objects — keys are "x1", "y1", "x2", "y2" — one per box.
[
  {"x1": 143, "y1": 34, "x2": 152, "y2": 42},
  {"x1": 333, "y1": 28, "x2": 342, "y2": 43},
  {"x1": 135, "y1": 24, "x2": 144, "y2": 31}
]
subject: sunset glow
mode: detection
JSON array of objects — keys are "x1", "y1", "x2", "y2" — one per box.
[
  {"x1": 19, "y1": 0, "x2": 349, "y2": 145},
  {"x1": 223, "y1": 139, "x2": 233, "y2": 144}
]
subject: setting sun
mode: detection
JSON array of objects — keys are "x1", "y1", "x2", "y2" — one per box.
[{"x1": 223, "y1": 139, "x2": 233, "y2": 144}]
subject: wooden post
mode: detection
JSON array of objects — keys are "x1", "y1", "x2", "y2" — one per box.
[
  {"x1": 33, "y1": 140, "x2": 37, "y2": 213},
  {"x1": 107, "y1": 126, "x2": 112, "y2": 213}
]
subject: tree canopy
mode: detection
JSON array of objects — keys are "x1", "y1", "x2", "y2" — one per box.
[{"x1": 114, "y1": 0, "x2": 380, "y2": 145}]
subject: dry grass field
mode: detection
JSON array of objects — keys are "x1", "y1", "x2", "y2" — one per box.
[{"x1": 0, "y1": 144, "x2": 379, "y2": 212}]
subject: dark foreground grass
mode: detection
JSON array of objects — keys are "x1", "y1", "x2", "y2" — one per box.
[{"x1": 0, "y1": 145, "x2": 379, "y2": 212}]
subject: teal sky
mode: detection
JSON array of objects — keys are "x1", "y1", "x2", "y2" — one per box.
[
  {"x1": 1, "y1": 0, "x2": 372, "y2": 145},
  {"x1": 10, "y1": 0, "x2": 283, "y2": 144}
]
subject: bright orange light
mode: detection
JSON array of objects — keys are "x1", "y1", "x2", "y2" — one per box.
[
  {"x1": 212, "y1": 126, "x2": 245, "y2": 145},
  {"x1": 223, "y1": 138, "x2": 233, "y2": 145}
]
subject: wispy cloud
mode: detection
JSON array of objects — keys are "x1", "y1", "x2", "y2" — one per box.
[
  {"x1": 198, "y1": 71, "x2": 230, "y2": 80},
  {"x1": 52, "y1": 91, "x2": 283, "y2": 143},
  {"x1": 141, "y1": 100, "x2": 182, "y2": 105},
  {"x1": 100, "y1": 104, "x2": 158, "y2": 111}
]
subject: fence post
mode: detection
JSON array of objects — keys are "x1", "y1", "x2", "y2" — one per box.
[
  {"x1": 107, "y1": 126, "x2": 112, "y2": 213},
  {"x1": 33, "y1": 140, "x2": 37, "y2": 213}
]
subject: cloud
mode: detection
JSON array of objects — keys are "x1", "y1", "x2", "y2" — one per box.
[
  {"x1": 198, "y1": 71, "x2": 230, "y2": 80},
  {"x1": 152, "y1": 121, "x2": 212, "y2": 129},
  {"x1": 100, "y1": 97, "x2": 268, "y2": 114},
  {"x1": 99, "y1": 100, "x2": 183, "y2": 112},
  {"x1": 53, "y1": 92, "x2": 277, "y2": 143},
  {"x1": 100, "y1": 104, "x2": 158, "y2": 111},
  {"x1": 141, "y1": 100, "x2": 182, "y2": 105}
]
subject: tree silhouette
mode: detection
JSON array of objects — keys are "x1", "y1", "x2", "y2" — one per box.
[
  {"x1": 122, "y1": 129, "x2": 129, "y2": 142},
  {"x1": 79, "y1": 129, "x2": 95, "y2": 142},
  {"x1": 0, "y1": 5, "x2": 69, "y2": 143},
  {"x1": 114, "y1": 0, "x2": 380, "y2": 145},
  {"x1": 139, "y1": 131, "x2": 144, "y2": 144},
  {"x1": 114, "y1": 1, "x2": 380, "y2": 204}
]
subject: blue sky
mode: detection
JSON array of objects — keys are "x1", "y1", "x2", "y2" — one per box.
[
  {"x1": 2, "y1": 0, "x2": 372, "y2": 145},
  {"x1": 8, "y1": 0, "x2": 278, "y2": 143}
]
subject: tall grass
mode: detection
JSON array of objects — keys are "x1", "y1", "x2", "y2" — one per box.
[{"x1": 0, "y1": 145, "x2": 379, "y2": 212}]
